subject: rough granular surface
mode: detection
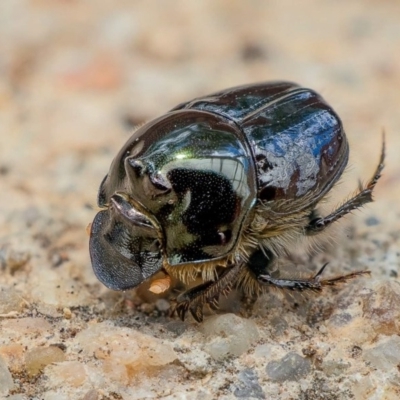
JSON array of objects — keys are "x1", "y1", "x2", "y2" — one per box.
[{"x1": 1, "y1": 1, "x2": 400, "y2": 399}]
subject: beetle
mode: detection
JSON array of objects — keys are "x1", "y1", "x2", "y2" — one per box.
[{"x1": 89, "y1": 81, "x2": 385, "y2": 322}]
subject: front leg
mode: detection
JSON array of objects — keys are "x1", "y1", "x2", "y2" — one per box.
[
  {"x1": 173, "y1": 261, "x2": 245, "y2": 322},
  {"x1": 306, "y1": 135, "x2": 385, "y2": 235}
]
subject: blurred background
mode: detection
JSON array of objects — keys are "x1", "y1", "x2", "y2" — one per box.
[
  {"x1": 1, "y1": 0, "x2": 399, "y2": 270},
  {"x1": 1, "y1": 0, "x2": 399, "y2": 220},
  {"x1": 1, "y1": 1, "x2": 400, "y2": 398}
]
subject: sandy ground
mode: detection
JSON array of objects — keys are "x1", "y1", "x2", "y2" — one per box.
[{"x1": 1, "y1": 1, "x2": 400, "y2": 399}]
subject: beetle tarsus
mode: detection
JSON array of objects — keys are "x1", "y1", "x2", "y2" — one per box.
[
  {"x1": 173, "y1": 262, "x2": 244, "y2": 322},
  {"x1": 257, "y1": 263, "x2": 370, "y2": 291},
  {"x1": 306, "y1": 134, "x2": 385, "y2": 236}
]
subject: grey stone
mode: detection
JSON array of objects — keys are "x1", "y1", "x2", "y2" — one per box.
[
  {"x1": 165, "y1": 320, "x2": 187, "y2": 336},
  {"x1": 155, "y1": 298, "x2": 170, "y2": 312},
  {"x1": 321, "y1": 359, "x2": 351, "y2": 376},
  {"x1": 266, "y1": 352, "x2": 312, "y2": 382},
  {"x1": 365, "y1": 216, "x2": 380, "y2": 226},
  {"x1": 269, "y1": 316, "x2": 288, "y2": 335},
  {"x1": 0, "y1": 356, "x2": 14, "y2": 396},
  {"x1": 233, "y1": 368, "x2": 265, "y2": 399},
  {"x1": 328, "y1": 312, "x2": 352, "y2": 327},
  {"x1": 363, "y1": 335, "x2": 400, "y2": 371}
]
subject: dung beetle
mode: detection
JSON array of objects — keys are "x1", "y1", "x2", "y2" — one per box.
[{"x1": 89, "y1": 81, "x2": 385, "y2": 322}]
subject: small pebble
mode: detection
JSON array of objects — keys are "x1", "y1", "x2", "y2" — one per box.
[
  {"x1": 201, "y1": 314, "x2": 259, "y2": 361},
  {"x1": 233, "y1": 368, "x2": 265, "y2": 399},
  {"x1": 269, "y1": 316, "x2": 288, "y2": 335},
  {"x1": 76, "y1": 322, "x2": 177, "y2": 379},
  {"x1": 365, "y1": 216, "x2": 380, "y2": 226},
  {"x1": 63, "y1": 307, "x2": 72, "y2": 319},
  {"x1": 178, "y1": 348, "x2": 211, "y2": 374},
  {"x1": 363, "y1": 335, "x2": 400, "y2": 372},
  {"x1": 0, "y1": 247, "x2": 30, "y2": 273},
  {"x1": 82, "y1": 389, "x2": 99, "y2": 400},
  {"x1": 46, "y1": 361, "x2": 87, "y2": 387},
  {"x1": 0, "y1": 288, "x2": 25, "y2": 314},
  {"x1": 266, "y1": 352, "x2": 311, "y2": 382},
  {"x1": 155, "y1": 298, "x2": 170, "y2": 312},
  {"x1": 361, "y1": 281, "x2": 400, "y2": 335},
  {"x1": 318, "y1": 325, "x2": 327, "y2": 334},
  {"x1": 321, "y1": 359, "x2": 351, "y2": 376},
  {"x1": 25, "y1": 346, "x2": 66, "y2": 377},
  {"x1": 0, "y1": 356, "x2": 14, "y2": 395},
  {"x1": 165, "y1": 321, "x2": 186, "y2": 336},
  {"x1": 328, "y1": 312, "x2": 352, "y2": 327}
]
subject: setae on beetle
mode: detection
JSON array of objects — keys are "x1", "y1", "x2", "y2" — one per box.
[{"x1": 89, "y1": 82, "x2": 385, "y2": 322}]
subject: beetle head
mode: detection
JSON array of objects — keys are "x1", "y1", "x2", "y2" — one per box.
[{"x1": 89, "y1": 192, "x2": 163, "y2": 290}]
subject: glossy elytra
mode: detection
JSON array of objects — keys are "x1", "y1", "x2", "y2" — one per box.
[{"x1": 89, "y1": 82, "x2": 385, "y2": 322}]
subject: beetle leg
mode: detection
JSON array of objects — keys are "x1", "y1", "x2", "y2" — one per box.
[
  {"x1": 173, "y1": 262, "x2": 244, "y2": 322},
  {"x1": 306, "y1": 135, "x2": 385, "y2": 235},
  {"x1": 257, "y1": 263, "x2": 370, "y2": 291}
]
